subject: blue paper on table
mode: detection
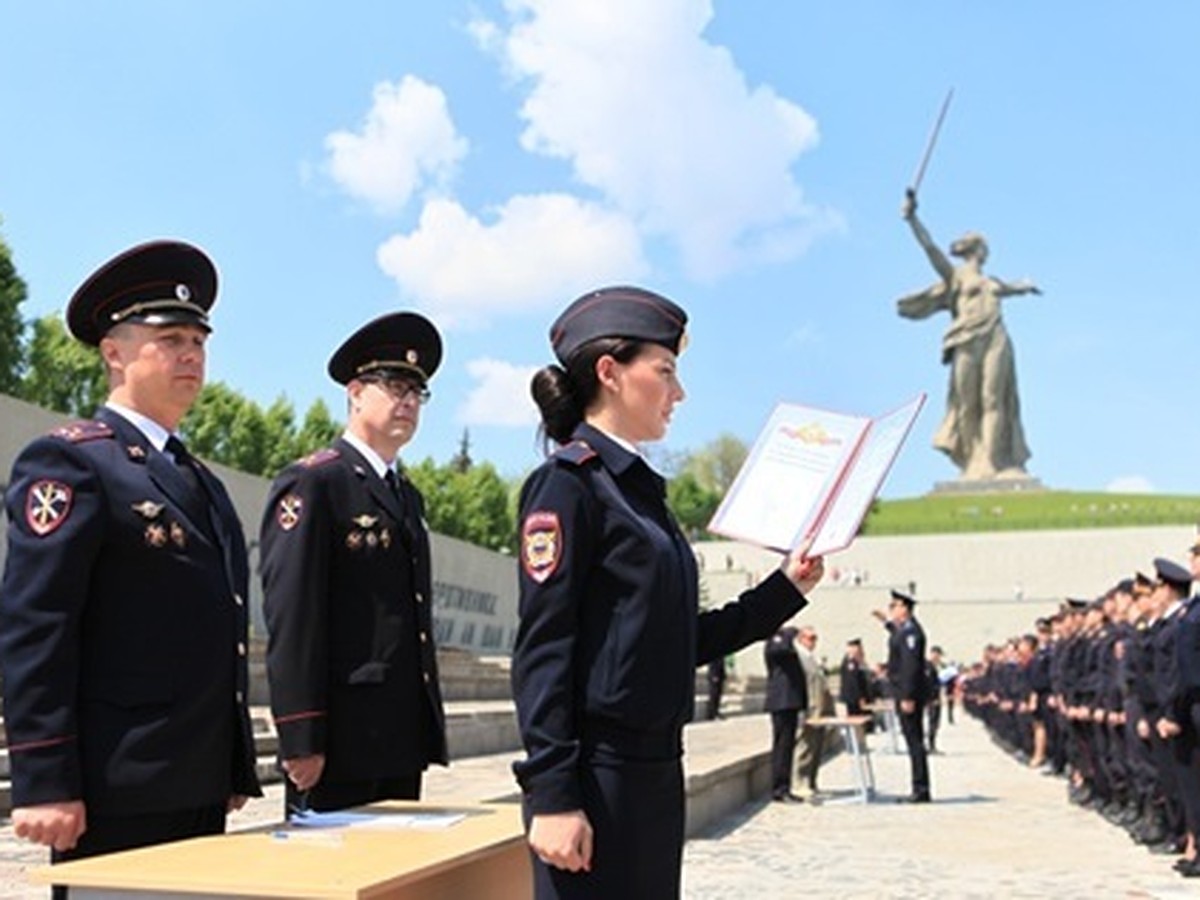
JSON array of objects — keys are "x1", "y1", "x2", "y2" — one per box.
[{"x1": 289, "y1": 808, "x2": 466, "y2": 830}]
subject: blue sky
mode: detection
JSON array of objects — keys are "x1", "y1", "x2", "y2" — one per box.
[{"x1": 2, "y1": 2, "x2": 1199, "y2": 498}]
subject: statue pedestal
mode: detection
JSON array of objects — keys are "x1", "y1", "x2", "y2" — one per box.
[{"x1": 930, "y1": 475, "x2": 1046, "y2": 496}]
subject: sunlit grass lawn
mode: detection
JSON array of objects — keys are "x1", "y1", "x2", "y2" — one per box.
[{"x1": 862, "y1": 491, "x2": 1200, "y2": 535}]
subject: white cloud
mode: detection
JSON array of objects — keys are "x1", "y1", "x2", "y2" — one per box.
[
  {"x1": 459, "y1": 358, "x2": 540, "y2": 427},
  {"x1": 480, "y1": 0, "x2": 840, "y2": 278},
  {"x1": 376, "y1": 194, "x2": 648, "y2": 326},
  {"x1": 325, "y1": 76, "x2": 467, "y2": 214},
  {"x1": 1106, "y1": 475, "x2": 1155, "y2": 494}
]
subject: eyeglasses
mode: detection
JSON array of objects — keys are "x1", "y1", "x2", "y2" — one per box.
[{"x1": 365, "y1": 376, "x2": 431, "y2": 405}]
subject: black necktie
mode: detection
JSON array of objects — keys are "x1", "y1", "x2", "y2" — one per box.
[
  {"x1": 165, "y1": 436, "x2": 203, "y2": 498},
  {"x1": 384, "y1": 468, "x2": 405, "y2": 513}
]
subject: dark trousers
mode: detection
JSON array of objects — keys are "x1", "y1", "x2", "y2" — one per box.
[
  {"x1": 926, "y1": 700, "x2": 942, "y2": 750},
  {"x1": 526, "y1": 755, "x2": 685, "y2": 899},
  {"x1": 900, "y1": 706, "x2": 931, "y2": 798},
  {"x1": 769, "y1": 709, "x2": 799, "y2": 798},
  {"x1": 285, "y1": 772, "x2": 422, "y2": 816},
  {"x1": 1176, "y1": 704, "x2": 1200, "y2": 836},
  {"x1": 51, "y1": 804, "x2": 226, "y2": 899}
]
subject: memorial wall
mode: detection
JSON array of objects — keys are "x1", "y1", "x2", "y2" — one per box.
[{"x1": 0, "y1": 393, "x2": 519, "y2": 656}]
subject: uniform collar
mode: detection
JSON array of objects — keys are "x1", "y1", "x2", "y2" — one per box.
[
  {"x1": 574, "y1": 421, "x2": 662, "y2": 480},
  {"x1": 104, "y1": 401, "x2": 173, "y2": 453},
  {"x1": 341, "y1": 430, "x2": 394, "y2": 479}
]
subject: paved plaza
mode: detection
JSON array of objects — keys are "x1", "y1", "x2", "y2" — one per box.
[{"x1": 0, "y1": 713, "x2": 1194, "y2": 898}]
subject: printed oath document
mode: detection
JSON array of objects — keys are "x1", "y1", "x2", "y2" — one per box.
[{"x1": 708, "y1": 394, "x2": 925, "y2": 555}]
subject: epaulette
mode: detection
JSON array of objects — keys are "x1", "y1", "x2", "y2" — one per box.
[
  {"x1": 48, "y1": 420, "x2": 114, "y2": 443},
  {"x1": 298, "y1": 447, "x2": 340, "y2": 468},
  {"x1": 554, "y1": 440, "x2": 598, "y2": 466}
]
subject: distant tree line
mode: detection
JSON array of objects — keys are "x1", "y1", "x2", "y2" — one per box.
[{"x1": 0, "y1": 225, "x2": 746, "y2": 551}]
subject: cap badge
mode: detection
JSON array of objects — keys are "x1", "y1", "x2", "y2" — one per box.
[
  {"x1": 406, "y1": 349, "x2": 418, "y2": 364},
  {"x1": 175, "y1": 284, "x2": 191, "y2": 302},
  {"x1": 26, "y1": 480, "x2": 73, "y2": 537}
]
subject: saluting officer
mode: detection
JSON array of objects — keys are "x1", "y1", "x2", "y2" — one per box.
[
  {"x1": 881, "y1": 589, "x2": 932, "y2": 802},
  {"x1": 260, "y1": 312, "x2": 447, "y2": 814},
  {"x1": 511, "y1": 286, "x2": 825, "y2": 899},
  {"x1": 0, "y1": 241, "x2": 261, "y2": 880}
]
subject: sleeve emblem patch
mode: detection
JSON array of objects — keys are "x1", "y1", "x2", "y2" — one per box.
[
  {"x1": 26, "y1": 480, "x2": 73, "y2": 536},
  {"x1": 277, "y1": 495, "x2": 303, "y2": 531},
  {"x1": 522, "y1": 511, "x2": 562, "y2": 583}
]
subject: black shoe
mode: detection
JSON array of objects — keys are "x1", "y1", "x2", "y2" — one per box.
[
  {"x1": 1178, "y1": 859, "x2": 1200, "y2": 877},
  {"x1": 1173, "y1": 857, "x2": 1196, "y2": 872},
  {"x1": 898, "y1": 793, "x2": 931, "y2": 804},
  {"x1": 772, "y1": 792, "x2": 804, "y2": 804}
]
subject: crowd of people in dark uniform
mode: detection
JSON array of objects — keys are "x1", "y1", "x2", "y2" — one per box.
[{"x1": 960, "y1": 546, "x2": 1200, "y2": 880}]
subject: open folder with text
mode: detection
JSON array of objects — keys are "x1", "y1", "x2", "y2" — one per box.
[{"x1": 707, "y1": 393, "x2": 925, "y2": 556}]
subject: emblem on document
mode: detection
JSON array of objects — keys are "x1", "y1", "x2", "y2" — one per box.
[
  {"x1": 25, "y1": 480, "x2": 73, "y2": 537},
  {"x1": 521, "y1": 511, "x2": 562, "y2": 584}
]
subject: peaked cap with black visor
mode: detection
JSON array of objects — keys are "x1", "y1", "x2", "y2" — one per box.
[
  {"x1": 327, "y1": 311, "x2": 443, "y2": 387},
  {"x1": 66, "y1": 240, "x2": 217, "y2": 346}
]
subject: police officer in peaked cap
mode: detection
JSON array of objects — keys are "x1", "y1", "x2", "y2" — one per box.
[
  {"x1": 260, "y1": 311, "x2": 448, "y2": 815},
  {"x1": 511, "y1": 285, "x2": 826, "y2": 898},
  {"x1": 0, "y1": 241, "x2": 261, "y2": 888}
]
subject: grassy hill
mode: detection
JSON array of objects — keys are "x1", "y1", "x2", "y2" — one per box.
[{"x1": 861, "y1": 491, "x2": 1200, "y2": 536}]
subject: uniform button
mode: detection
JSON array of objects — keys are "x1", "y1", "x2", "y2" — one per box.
[
  {"x1": 234, "y1": 593, "x2": 244, "y2": 607},
  {"x1": 237, "y1": 642, "x2": 246, "y2": 657},
  {"x1": 423, "y1": 672, "x2": 431, "y2": 684},
  {"x1": 420, "y1": 631, "x2": 428, "y2": 644},
  {"x1": 236, "y1": 691, "x2": 244, "y2": 703},
  {"x1": 416, "y1": 592, "x2": 424, "y2": 604}
]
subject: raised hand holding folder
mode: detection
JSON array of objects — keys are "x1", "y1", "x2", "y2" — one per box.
[{"x1": 707, "y1": 393, "x2": 925, "y2": 555}]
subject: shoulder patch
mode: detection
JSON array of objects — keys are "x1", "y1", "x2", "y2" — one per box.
[
  {"x1": 25, "y1": 480, "x2": 73, "y2": 536},
  {"x1": 48, "y1": 420, "x2": 114, "y2": 443},
  {"x1": 554, "y1": 440, "x2": 597, "y2": 466},
  {"x1": 521, "y1": 510, "x2": 562, "y2": 584},
  {"x1": 298, "y1": 447, "x2": 340, "y2": 468}
]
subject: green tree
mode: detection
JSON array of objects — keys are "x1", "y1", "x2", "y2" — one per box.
[
  {"x1": 262, "y1": 396, "x2": 299, "y2": 475},
  {"x1": 19, "y1": 315, "x2": 107, "y2": 415},
  {"x1": 667, "y1": 469, "x2": 723, "y2": 539},
  {"x1": 682, "y1": 433, "x2": 748, "y2": 495},
  {"x1": 293, "y1": 398, "x2": 341, "y2": 458},
  {"x1": 0, "y1": 225, "x2": 27, "y2": 394},
  {"x1": 181, "y1": 382, "x2": 245, "y2": 463},
  {"x1": 407, "y1": 458, "x2": 516, "y2": 553}
]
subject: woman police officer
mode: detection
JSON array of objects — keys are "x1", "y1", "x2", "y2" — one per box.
[{"x1": 511, "y1": 285, "x2": 824, "y2": 898}]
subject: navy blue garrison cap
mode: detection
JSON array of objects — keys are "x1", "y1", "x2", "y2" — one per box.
[
  {"x1": 1153, "y1": 557, "x2": 1192, "y2": 593},
  {"x1": 550, "y1": 285, "x2": 688, "y2": 365},
  {"x1": 67, "y1": 240, "x2": 217, "y2": 346},
  {"x1": 328, "y1": 311, "x2": 442, "y2": 386}
]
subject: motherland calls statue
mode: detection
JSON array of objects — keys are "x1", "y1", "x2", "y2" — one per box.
[{"x1": 897, "y1": 193, "x2": 1041, "y2": 481}]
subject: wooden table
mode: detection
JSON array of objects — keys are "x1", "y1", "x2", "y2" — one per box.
[
  {"x1": 806, "y1": 714, "x2": 876, "y2": 804},
  {"x1": 33, "y1": 802, "x2": 531, "y2": 899}
]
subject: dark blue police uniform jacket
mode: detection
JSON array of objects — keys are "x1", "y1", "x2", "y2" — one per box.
[
  {"x1": 512, "y1": 424, "x2": 807, "y2": 898},
  {"x1": 888, "y1": 618, "x2": 929, "y2": 705},
  {"x1": 0, "y1": 408, "x2": 261, "y2": 814},
  {"x1": 260, "y1": 438, "x2": 447, "y2": 785},
  {"x1": 764, "y1": 630, "x2": 808, "y2": 713}
]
